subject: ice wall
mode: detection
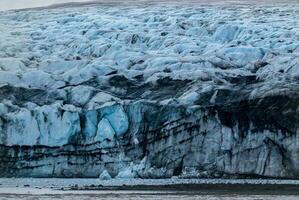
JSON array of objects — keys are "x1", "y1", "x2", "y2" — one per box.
[{"x1": 0, "y1": 4, "x2": 299, "y2": 178}]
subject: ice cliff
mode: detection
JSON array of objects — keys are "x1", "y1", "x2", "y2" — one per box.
[{"x1": 0, "y1": 3, "x2": 299, "y2": 178}]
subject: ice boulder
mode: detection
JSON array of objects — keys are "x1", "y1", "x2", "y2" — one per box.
[
  {"x1": 22, "y1": 70, "x2": 65, "y2": 89},
  {"x1": 62, "y1": 61, "x2": 115, "y2": 85},
  {"x1": 186, "y1": 27, "x2": 209, "y2": 37},
  {"x1": 116, "y1": 163, "x2": 137, "y2": 179},
  {"x1": 70, "y1": 85, "x2": 94, "y2": 106},
  {"x1": 0, "y1": 58, "x2": 25, "y2": 72},
  {"x1": 41, "y1": 60, "x2": 86, "y2": 75},
  {"x1": 87, "y1": 92, "x2": 120, "y2": 110},
  {"x1": 217, "y1": 47, "x2": 265, "y2": 66},
  {"x1": 34, "y1": 104, "x2": 81, "y2": 146},
  {"x1": 94, "y1": 118, "x2": 116, "y2": 143},
  {"x1": 99, "y1": 170, "x2": 112, "y2": 180},
  {"x1": 5, "y1": 108, "x2": 40, "y2": 146},
  {"x1": 213, "y1": 24, "x2": 243, "y2": 43},
  {"x1": 100, "y1": 105, "x2": 129, "y2": 137},
  {"x1": 83, "y1": 110, "x2": 98, "y2": 139}
]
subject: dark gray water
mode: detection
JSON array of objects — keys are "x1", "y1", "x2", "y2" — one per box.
[
  {"x1": 0, "y1": 189, "x2": 299, "y2": 200},
  {"x1": 1, "y1": 179, "x2": 299, "y2": 199},
  {"x1": 1, "y1": 193, "x2": 299, "y2": 200}
]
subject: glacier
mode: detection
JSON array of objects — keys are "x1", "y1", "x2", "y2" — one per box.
[{"x1": 0, "y1": 2, "x2": 299, "y2": 178}]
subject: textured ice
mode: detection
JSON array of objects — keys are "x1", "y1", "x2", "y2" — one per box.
[
  {"x1": 99, "y1": 169, "x2": 112, "y2": 180},
  {"x1": 0, "y1": 3, "x2": 299, "y2": 178},
  {"x1": 0, "y1": 4, "x2": 298, "y2": 96},
  {"x1": 100, "y1": 105, "x2": 129, "y2": 137},
  {"x1": 116, "y1": 164, "x2": 137, "y2": 179},
  {"x1": 95, "y1": 118, "x2": 116, "y2": 144}
]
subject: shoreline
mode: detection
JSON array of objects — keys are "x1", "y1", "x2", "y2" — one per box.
[{"x1": 1, "y1": 178, "x2": 299, "y2": 195}]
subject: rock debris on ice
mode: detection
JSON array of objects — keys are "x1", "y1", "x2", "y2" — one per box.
[{"x1": 0, "y1": 3, "x2": 299, "y2": 178}]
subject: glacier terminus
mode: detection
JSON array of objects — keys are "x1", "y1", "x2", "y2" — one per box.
[{"x1": 0, "y1": 1, "x2": 299, "y2": 179}]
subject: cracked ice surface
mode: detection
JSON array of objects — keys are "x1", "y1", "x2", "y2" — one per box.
[
  {"x1": 0, "y1": 4, "x2": 298, "y2": 94},
  {"x1": 1, "y1": 3, "x2": 299, "y2": 178},
  {"x1": 0, "y1": 4, "x2": 299, "y2": 145}
]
